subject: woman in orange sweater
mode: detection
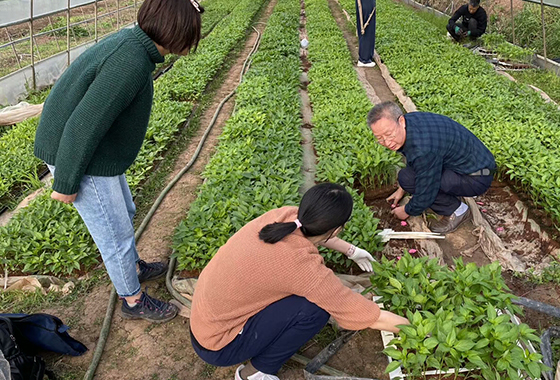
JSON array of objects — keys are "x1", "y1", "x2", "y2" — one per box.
[{"x1": 190, "y1": 183, "x2": 409, "y2": 380}]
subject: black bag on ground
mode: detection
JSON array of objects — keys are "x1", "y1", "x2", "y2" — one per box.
[
  {"x1": 0, "y1": 316, "x2": 47, "y2": 380},
  {"x1": 0, "y1": 313, "x2": 87, "y2": 357}
]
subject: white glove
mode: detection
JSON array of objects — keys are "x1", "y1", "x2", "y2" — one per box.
[{"x1": 348, "y1": 246, "x2": 375, "y2": 272}]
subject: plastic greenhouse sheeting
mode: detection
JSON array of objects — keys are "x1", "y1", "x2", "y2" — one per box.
[
  {"x1": 522, "y1": 0, "x2": 560, "y2": 8},
  {"x1": 0, "y1": 0, "x2": 97, "y2": 28},
  {"x1": 0, "y1": 23, "x2": 133, "y2": 106},
  {"x1": 0, "y1": 42, "x2": 93, "y2": 105}
]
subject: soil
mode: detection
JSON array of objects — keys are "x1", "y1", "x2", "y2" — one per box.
[
  {"x1": 504, "y1": 271, "x2": 560, "y2": 331},
  {"x1": 477, "y1": 182, "x2": 559, "y2": 273}
]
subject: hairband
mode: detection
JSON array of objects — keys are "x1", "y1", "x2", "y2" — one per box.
[
  {"x1": 189, "y1": 0, "x2": 201, "y2": 13},
  {"x1": 294, "y1": 219, "x2": 302, "y2": 229}
]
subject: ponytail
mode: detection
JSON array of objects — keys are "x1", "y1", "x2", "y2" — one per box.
[
  {"x1": 258, "y1": 183, "x2": 353, "y2": 244},
  {"x1": 259, "y1": 222, "x2": 299, "y2": 244}
]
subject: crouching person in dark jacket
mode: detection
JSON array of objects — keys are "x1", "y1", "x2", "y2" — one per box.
[{"x1": 446, "y1": 0, "x2": 487, "y2": 42}]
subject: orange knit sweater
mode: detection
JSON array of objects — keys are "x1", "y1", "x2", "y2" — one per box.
[{"x1": 190, "y1": 206, "x2": 381, "y2": 351}]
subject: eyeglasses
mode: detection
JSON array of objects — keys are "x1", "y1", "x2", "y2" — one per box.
[
  {"x1": 374, "y1": 115, "x2": 401, "y2": 145},
  {"x1": 324, "y1": 223, "x2": 348, "y2": 243},
  {"x1": 189, "y1": 0, "x2": 201, "y2": 12}
]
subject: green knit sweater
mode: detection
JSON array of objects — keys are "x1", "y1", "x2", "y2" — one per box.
[{"x1": 34, "y1": 25, "x2": 164, "y2": 195}]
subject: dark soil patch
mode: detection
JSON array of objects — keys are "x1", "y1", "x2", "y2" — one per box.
[
  {"x1": 478, "y1": 181, "x2": 560, "y2": 273},
  {"x1": 362, "y1": 184, "x2": 426, "y2": 260},
  {"x1": 504, "y1": 271, "x2": 560, "y2": 332}
]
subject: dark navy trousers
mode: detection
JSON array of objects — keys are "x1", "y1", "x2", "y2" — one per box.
[
  {"x1": 191, "y1": 296, "x2": 330, "y2": 375},
  {"x1": 355, "y1": 0, "x2": 377, "y2": 64},
  {"x1": 398, "y1": 166, "x2": 493, "y2": 216}
]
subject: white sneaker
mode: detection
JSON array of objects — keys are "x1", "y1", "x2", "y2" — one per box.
[
  {"x1": 357, "y1": 60, "x2": 376, "y2": 67},
  {"x1": 235, "y1": 365, "x2": 280, "y2": 380},
  {"x1": 235, "y1": 365, "x2": 245, "y2": 380},
  {"x1": 446, "y1": 32, "x2": 454, "y2": 41}
]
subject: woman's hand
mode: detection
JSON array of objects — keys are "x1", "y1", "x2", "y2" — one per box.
[
  {"x1": 51, "y1": 191, "x2": 77, "y2": 204},
  {"x1": 348, "y1": 247, "x2": 375, "y2": 272},
  {"x1": 370, "y1": 310, "x2": 410, "y2": 334}
]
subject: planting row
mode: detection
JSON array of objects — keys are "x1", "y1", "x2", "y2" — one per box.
[
  {"x1": 368, "y1": 254, "x2": 547, "y2": 380},
  {"x1": 157, "y1": 0, "x2": 240, "y2": 70},
  {"x1": 0, "y1": 0, "x2": 252, "y2": 212},
  {"x1": 305, "y1": 0, "x2": 402, "y2": 268},
  {"x1": 173, "y1": 0, "x2": 303, "y2": 271},
  {"x1": 0, "y1": 0, "x2": 268, "y2": 275},
  {"x1": 339, "y1": 0, "x2": 560, "y2": 228}
]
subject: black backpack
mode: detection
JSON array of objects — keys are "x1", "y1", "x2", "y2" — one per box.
[{"x1": 0, "y1": 316, "x2": 48, "y2": 380}]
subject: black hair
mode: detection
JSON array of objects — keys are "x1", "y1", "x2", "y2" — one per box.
[
  {"x1": 469, "y1": 0, "x2": 481, "y2": 6},
  {"x1": 138, "y1": 0, "x2": 204, "y2": 55},
  {"x1": 259, "y1": 183, "x2": 353, "y2": 244}
]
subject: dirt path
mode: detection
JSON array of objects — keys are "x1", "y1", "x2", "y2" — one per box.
[{"x1": 40, "y1": 2, "x2": 286, "y2": 379}]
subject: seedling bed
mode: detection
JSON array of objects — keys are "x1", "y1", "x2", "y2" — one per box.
[{"x1": 0, "y1": 164, "x2": 50, "y2": 216}]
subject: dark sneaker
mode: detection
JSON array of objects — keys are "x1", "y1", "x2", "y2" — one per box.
[
  {"x1": 429, "y1": 208, "x2": 472, "y2": 234},
  {"x1": 137, "y1": 260, "x2": 168, "y2": 283},
  {"x1": 121, "y1": 288, "x2": 178, "y2": 323}
]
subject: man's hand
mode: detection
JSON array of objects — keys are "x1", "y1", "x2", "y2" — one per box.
[
  {"x1": 348, "y1": 247, "x2": 375, "y2": 272},
  {"x1": 386, "y1": 187, "x2": 406, "y2": 207},
  {"x1": 391, "y1": 205, "x2": 409, "y2": 220},
  {"x1": 454, "y1": 25, "x2": 461, "y2": 34},
  {"x1": 51, "y1": 191, "x2": 77, "y2": 204}
]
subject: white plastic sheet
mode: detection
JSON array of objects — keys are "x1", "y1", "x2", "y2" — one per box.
[
  {"x1": 0, "y1": 41, "x2": 93, "y2": 105},
  {"x1": 0, "y1": 0, "x2": 98, "y2": 28}
]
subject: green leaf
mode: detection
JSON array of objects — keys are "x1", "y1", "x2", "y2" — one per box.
[
  {"x1": 467, "y1": 354, "x2": 488, "y2": 369},
  {"x1": 454, "y1": 339, "x2": 475, "y2": 352},
  {"x1": 383, "y1": 347, "x2": 402, "y2": 360},
  {"x1": 398, "y1": 325, "x2": 418, "y2": 338},
  {"x1": 424, "y1": 337, "x2": 439, "y2": 350},
  {"x1": 389, "y1": 277, "x2": 403, "y2": 292},
  {"x1": 474, "y1": 338, "x2": 490, "y2": 349},
  {"x1": 385, "y1": 360, "x2": 402, "y2": 373},
  {"x1": 527, "y1": 362, "x2": 541, "y2": 378}
]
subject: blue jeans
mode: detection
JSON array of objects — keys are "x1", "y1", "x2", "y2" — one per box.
[
  {"x1": 191, "y1": 296, "x2": 330, "y2": 375},
  {"x1": 47, "y1": 165, "x2": 141, "y2": 297}
]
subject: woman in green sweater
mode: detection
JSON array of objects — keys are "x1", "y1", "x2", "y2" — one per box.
[{"x1": 34, "y1": 0, "x2": 204, "y2": 322}]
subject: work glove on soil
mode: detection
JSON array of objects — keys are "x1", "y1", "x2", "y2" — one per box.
[{"x1": 348, "y1": 247, "x2": 375, "y2": 272}]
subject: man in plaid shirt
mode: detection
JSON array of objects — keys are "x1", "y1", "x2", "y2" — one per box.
[{"x1": 367, "y1": 101, "x2": 495, "y2": 234}]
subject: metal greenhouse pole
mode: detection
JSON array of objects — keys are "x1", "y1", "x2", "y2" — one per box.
[
  {"x1": 540, "y1": 0, "x2": 547, "y2": 63},
  {"x1": 510, "y1": 0, "x2": 515, "y2": 43},
  {"x1": 30, "y1": 0, "x2": 36, "y2": 90},
  {"x1": 67, "y1": 0, "x2": 71, "y2": 66}
]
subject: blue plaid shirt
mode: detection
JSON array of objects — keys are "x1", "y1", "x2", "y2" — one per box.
[{"x1": 399, "y1": 112, "x2": 496, "y2": 216}]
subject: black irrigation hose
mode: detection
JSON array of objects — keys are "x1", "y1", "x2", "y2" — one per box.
[
  {"x1": 513, "y1": 297, "x2": 560, "y2": 319},
  {"x1": 540, "y1": 327, "x2": 560, "y2": 380},
  {"x1": 83, "y1": 26, "x2": 262, "y2": 380},
  {"x1": 511, "y1": 297, "x2": 560, "y2": 380},
  {"x1": 305, "y1": 330, "x2": 358, "y2": 374}
]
